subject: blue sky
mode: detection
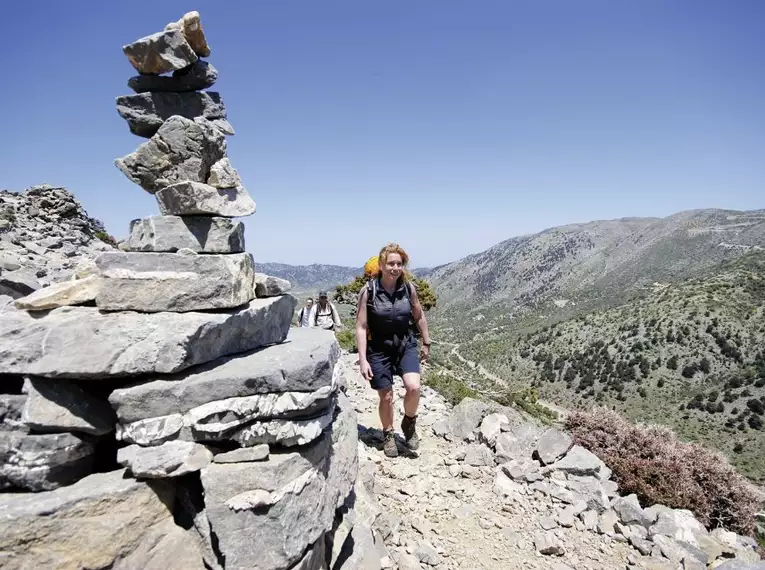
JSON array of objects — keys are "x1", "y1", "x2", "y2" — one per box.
[{"x1": 1, "y1": 1, "x2": 763, "y2": 267}]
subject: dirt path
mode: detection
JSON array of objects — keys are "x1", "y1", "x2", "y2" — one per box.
[
  {"x1": 445, "y1": 343, "x2": 569, "y2": 420},
  {"x1": 342, "y1": 353, "x2": 635, "y2": 570}
]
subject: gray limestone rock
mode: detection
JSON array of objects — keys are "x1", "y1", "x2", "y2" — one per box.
[
  {"x1": 115, "y1": 115, "x2": 226, "y2": 194},
  {"x1": 567, "y1": 475, "x2": 611, "y2": 513},
  {"x1": 0, "y1": 295, "x2": 296, "y2": 378},
  {"x1": 0, "y1": 268, "x2": 40, "y2": 298},
  {"x1": 448, "y1": 397, "x2": 489, "y2": 441},
  {"x1": 479, "y1": 412, "x2": 509, "y2": 447},
  {"x1": 128, "y1": 60, "x2": 218, "y2": 94},
  {"x1": 126, "y1": 215, "x2": 244, "y2": 253},
  {"x1": 326, "y1": 392, "x2": 359, "y2": 510},
  {"x1": 155, "y1": 181, "x2": 256, "y2": 217},
  {"x1": 109, "y1": 328, "x2": 339, "y2": 422},
  {"x1": 545, "y1": 445, "x2": 611, "y2": 480},
  {"x1": 22, "y1": 377, "x2": 115, "y2": 436},
  {"x1": 464, "y1": 443, "x2": 495, "y2": 466},
  {"x1": 166, "y1": 10, "x2": 210, "y2": 57},
  {"x1": 230, "y1": 405, "x2": 335, "y2": 447},
  {"x1": 714, "y1": 562, "x2": 765, "y2": 570},
  {"x1": 534, "y1": 531, "x2": 565, "y2": 556},
  {"x1": 123, "y1": 28, "x2": 198, "y2": 75},
  {"x1": 202, "y1": 433, "x2": 332, "y2": 570},
  {"x1": 254, "y1": 273, "x2": 292, "y2": 297},
  {"x1": 0, "y1": 394, "x2": 26, "y2": 431},
  {"x1": 0, "y1": 431, "x2": 95, "y2": 491},
  {"x1": 94, "y1": 251, "x2": 255, "y2": 313},
  {"x1": 207, "y1": 157, "x2": 241, "y2": 188},
  {"x1": 116, "y1": 91, "x2": 227, "y2": 138},
  {"x1": 214, "y1": 444, "x2": 269, "y2": 463},
  {"x1": 612, "y1": 493, "x2": 653, "y2": 528},
  {"x1": 117, "y1": 441, "x2": 213, "y2": 478},
  {"x1": 535, "y1": 427, "x2": 573, "y2": 465},
  {"x1": 0, "y1": 469, "x2": 190, "y2": 569}
]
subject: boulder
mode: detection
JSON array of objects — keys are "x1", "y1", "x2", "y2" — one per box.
[
  {"x1": 22, "y1": 377, "x2": 115, "y2": 436},
  {"x1": 118, "y1": 441, "x2": 213, "y2": 478},
  {"x1": 115, "y1": 116, "x2": 226, "y2": 194},
  {"x1": 567, "y1": 475, "x2": 611, "y2": 513},
  {"x1": 534, "y1": 531, "x2": 565, "y2": 556},
  {"x1": 479, "y1": 413, "x2": 509, "y2": 447},
  {"x1": 0, "y1": 394, "x2": 26, "y2": 431},
  {"x1": 448, "y1": 397, "x2": 489, "y2": 441},
  {"x1": 94, "y1": 251, "x2": 255, "y2": 313},
  {"x1": 13, "y1": 275, "x2": 100, "y2": 311},
  {"x1": 612, "y1": 493, "x2": 653, "y2": 528},
  {"x1": 109, "y1": 328, "x2": 339, "y2": 421},
  {"x1": 255, "y1": 273, "x2": 292, "y2": 297},
  {"x1": 0, "y1": 431, "x2": 95, "y2": 491},
  {"x1": 123, "y1": 28, "x2": 198, "y2": 75},
  {"x1": 126, "y1": 215, "x2": 245, "y2": 253},
  {"x1": 650, "y1": 509, "x2": 708, "y2": 544},
  {"x1": 201, "y1": 432, "x2": 334, "y2": 570},
  {"x1": 0, "y1": 469, "x2": 203, "y2": 570},
  {"x1": 535, "y1": 427, "x2": 573, "y2": 465},
  {"x1": 714, "y1": 562, "x2": 765, "y2": 570},
  {"x1": 493, "y1": 470, "x2": 523, "y2": 497},
  {"x1": 155, "y1": 181, "x2": 256, "y2": 217},
  {"x1": 166, "y1": 10, "x2": 210, "y2": 57},
  {"x1": 495, "y1": 423, "x2": 540, "y2": 462},
  {"x1": 207, "y1": 157, "x2": 241, "y2": 188},
  {"x1": 0, "y1": 268, "x2": 40, "y2": 298},
  {"x1": 0, "y1": 295, "x2": 296, "y2": 378},
  {"x1": 116, "y1": 91, "x2": 227, "y2": 138},
  {"x1": 214, "y1": 444, "x2": 269, "y2": 463},
  {"x1": 544, "y1": 445, "x2": 611, "y2": 480},
  {"x1": 128, "y1": 60, "x2": 218, "y2": 94},
  {"x1": 325, "y1": 392, "x2": 359, "y2": 510}
]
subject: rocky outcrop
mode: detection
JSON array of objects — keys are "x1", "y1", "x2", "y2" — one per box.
[
  {"x1": 0, "y1": 11, "x2": 361, "y2": 570},
  {"x1": 0, "y1": 185, "x2": 115, "y2": 296}
]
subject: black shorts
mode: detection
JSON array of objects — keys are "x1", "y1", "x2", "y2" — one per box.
[{"x1": 367, "y1": 337, "x2": 421, "y2": 391}]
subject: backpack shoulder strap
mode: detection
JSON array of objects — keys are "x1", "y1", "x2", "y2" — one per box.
[{"x1": 366, "y1": 279, "x2": 377, "y2": 309}]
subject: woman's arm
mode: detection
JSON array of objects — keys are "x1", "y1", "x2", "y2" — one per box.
[
  {"x1": 356, "y1": 289, "x2": 373, "y2": 380},
  {"x1": 410, "y1": 286, "x2": 431, "y2": 346}
]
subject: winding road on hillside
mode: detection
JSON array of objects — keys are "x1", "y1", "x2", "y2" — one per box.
[{"x1": 440, "y1": 341, "x2": 569, "y2": 419}]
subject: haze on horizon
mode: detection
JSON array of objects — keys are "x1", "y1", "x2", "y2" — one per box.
[{"x1": 1, "y1": 1, "x2": 763, "y2": 268}]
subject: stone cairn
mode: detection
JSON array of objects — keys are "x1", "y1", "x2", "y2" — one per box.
[{"x1": 0, "y1": 12, "x2": 361, "y2": 570}]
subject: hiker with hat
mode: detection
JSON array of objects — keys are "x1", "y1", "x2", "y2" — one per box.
[
  {"x1": 309, "y1": 291, "x2": 342, "y2": 331},
  {"x1": 356, "y1": 243, "x2": 432, "y2": 458}
]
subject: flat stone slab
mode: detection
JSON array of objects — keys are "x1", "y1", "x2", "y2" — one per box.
[
  {"x1": 13, "y1": 275, "x2": 100, "y2": 311},
  {"x1": 95, "y1": 251, "x2": 255, "y2": 313},
  {"x1": 117, "y1": 441, "x2": 213, "y2": 478},
  {"x1": 0, "y1": 431, "x2": 95, "y2": 491},
  {"x1": 128, "y1": 60, "x2": 218, "y2": 94},
  {"x1": 22, "y1": 377, "x2": 115, "y2": 436},
  {"x1": 115, "y1": 116, "x2": 226, "y2": 194},
  {"x1": 254, "y1": 273, "x2": 292, "y2": 297},
  {"x1": 0, "y1": 295, "x2": 296, "y2": 378},
  {"x1": 117, "y1": 91, "x2": 227, "y2": 138},
  {"x1": 109, "y1": 327, "x2": 339, "y2": 421},
  {"x1": 155, "y1": 181, "x2": 256, "y2": 217},
  {"x1": 214, "y1": 444, "x2": 269, "y2": 463},
  {"x1": 0, "y1": 469, "x2": 190, "y2": 570},
  {"x1": 116, "y1": 386, "x2": 336, "y2": 446},
  {"x1": 123, "y1": 28, "x2": 197, "y2": 75},
  {"x1": 231, "y1": 406, "x2": 335, "y2": 447},
  {"x1": 126, "y1": 215, "x2": 244, "y2": 253}
]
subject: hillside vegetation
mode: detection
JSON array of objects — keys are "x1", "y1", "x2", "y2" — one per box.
[{"x1": 457, "y1": 253, "x2": 765, "y2": 481}]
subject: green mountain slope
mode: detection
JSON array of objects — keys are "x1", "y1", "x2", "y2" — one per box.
[{"x1": 457, "y1": 252, "x2": 765, "y2": 481}]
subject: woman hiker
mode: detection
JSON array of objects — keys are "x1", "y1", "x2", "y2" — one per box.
[{"x1": 355, "y1": 243, "x2": 432, "y2": 458}]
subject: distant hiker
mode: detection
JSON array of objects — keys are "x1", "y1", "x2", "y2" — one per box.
[
  {"x1": 296, "y1": 298, "x2": 314, "y2": 327},
  {"x1": 356, "y1": 243, "x2": 432, "y2": 458},
  {"x1": 310, "y1": 291, "x2": 342, "y2": 330}
]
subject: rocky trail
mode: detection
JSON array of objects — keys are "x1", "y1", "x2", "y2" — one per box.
[{"x1": 341, "y1": 352, "x2": 764, "y2": 570}]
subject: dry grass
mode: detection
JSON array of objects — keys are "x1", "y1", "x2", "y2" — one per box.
[{"x1": 565, "y1": 407, "x2": 759, "y2": 535}]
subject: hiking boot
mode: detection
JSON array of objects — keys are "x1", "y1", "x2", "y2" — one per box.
[
  {"x1": 383, "y1": 429, "x2": 398, "y2": 458},
  {"x1": 401, "y1": 414, "x2": 420, "y2": 451}
]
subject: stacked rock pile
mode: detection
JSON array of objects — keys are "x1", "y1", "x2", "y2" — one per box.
[{"x1": 0, "y1": 12, "x2": 361, "y2": 570}]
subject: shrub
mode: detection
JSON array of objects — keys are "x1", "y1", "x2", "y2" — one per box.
[
  {"x1": 423, "y1": 371, "x2": 477, "y2": 407},
  {"x1": 565, "y1": 407, "x2": 758, "y2": 535},
  {"x1": 94, "y1": 230, "x2": 117, "y2": 247},
  {"x1": 335, "y1": 329, "x2": 356, "y2": 352}
]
